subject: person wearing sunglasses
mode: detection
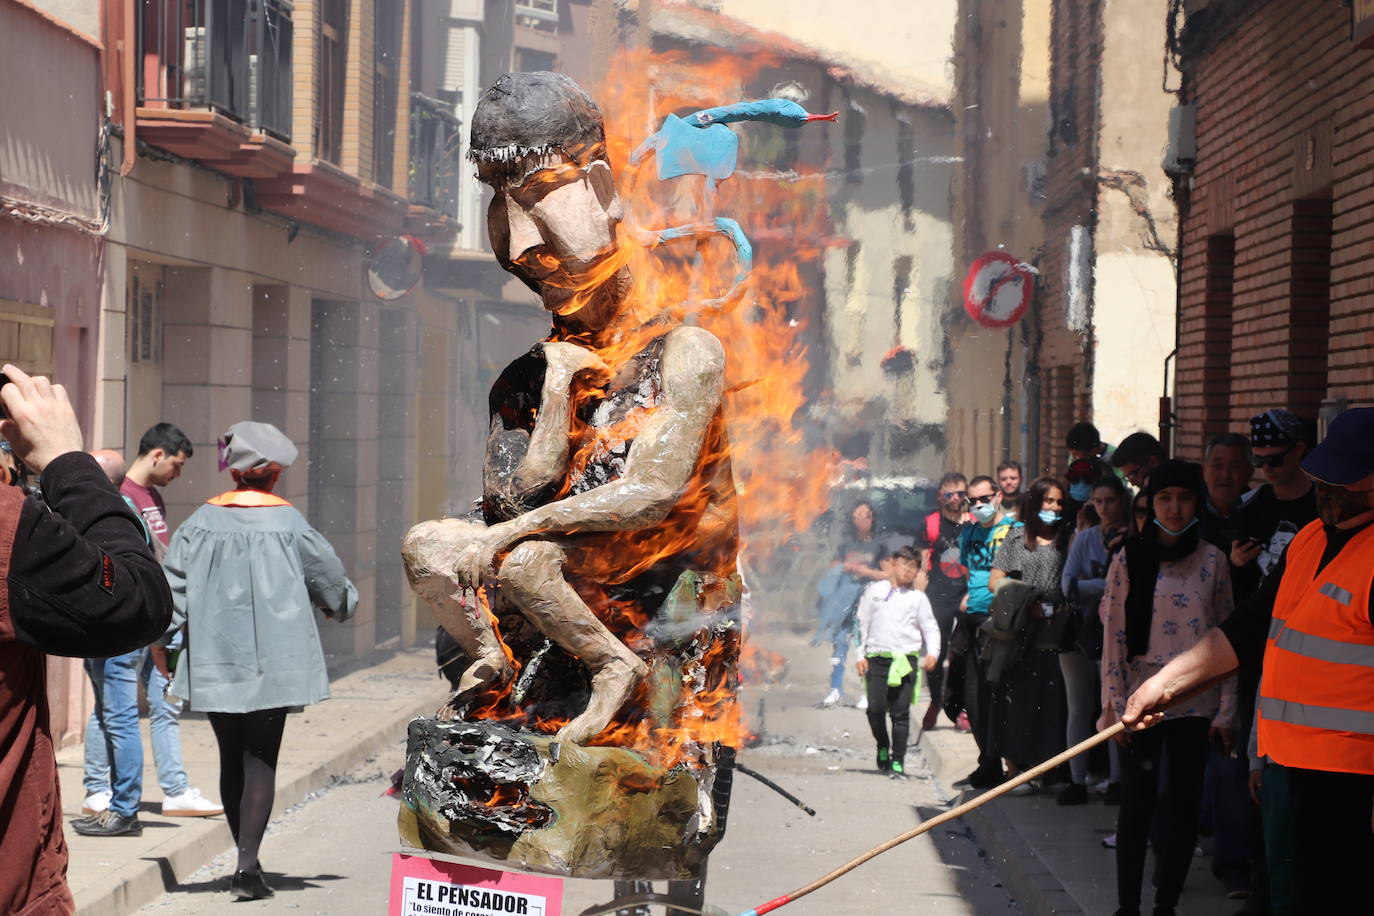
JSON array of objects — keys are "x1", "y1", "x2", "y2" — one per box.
[
  {"x1": 951, "y1": 475, "x2": 1018, "y2": 789},
  {"x1": 1122, "y1": 407, "x2": 1374, "y2": 915},
  {"x1": 1111, "y1": 432, "x2": 1167, "y2": 489},
  {"x1": 1231, "y1": 410, "x2": 1318, "y2": 598},
  {"x1": 917, "y1": 472, "x2": 970, "y2": 731}
]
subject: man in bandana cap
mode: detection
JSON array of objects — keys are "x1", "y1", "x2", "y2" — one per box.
[
  {"x1": 1124, "y1": 407, "x2": 1374, "y2": 914},
  {"x1": 1232, "y1": 410, "x2": 1318, "y2": 597},
  {"x1": 162, "y1": 421, "x2": 357, "y2": 901}
]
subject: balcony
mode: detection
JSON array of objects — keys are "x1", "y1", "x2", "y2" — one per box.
[
  {"x1": 135, "y1": 0, "x2": 294, "y2": 178},
  {"x1": 408, "y1": 93, "x2": 461, "y2": 224}
]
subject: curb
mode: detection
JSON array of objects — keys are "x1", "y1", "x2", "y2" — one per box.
[
  {"x1": 921, "y1": 728, "x2": 1086, "y2": 916},
  {"x1": 71, "y1": 669, "x2": 440, "y2": 916}
]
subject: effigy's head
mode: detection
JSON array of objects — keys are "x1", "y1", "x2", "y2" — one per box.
[{"x1": 471, "y1": 72, "x2": 623, "y2": 307}]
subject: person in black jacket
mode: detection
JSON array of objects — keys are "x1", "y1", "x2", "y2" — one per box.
[{"x1": 0, "y1": 364, "x2": 173, "y2": 914}]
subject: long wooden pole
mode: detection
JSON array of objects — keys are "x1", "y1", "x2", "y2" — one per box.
[{"x1": 734, "y1": 721, "x2": 1128, "y2": 916}]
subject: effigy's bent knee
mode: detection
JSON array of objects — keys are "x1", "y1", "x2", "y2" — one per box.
[{"x1": 402, "y1": 518, "x2": 489, "y2": 582}]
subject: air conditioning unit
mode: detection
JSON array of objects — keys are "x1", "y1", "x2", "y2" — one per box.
[{"x1": 1163, "y1": 103, "x2": 1196, "y2": 176}]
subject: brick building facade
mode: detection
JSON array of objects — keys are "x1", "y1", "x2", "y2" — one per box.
[{"x1": 1174, "y1": 0, "x2": 1373, "y2": 457}]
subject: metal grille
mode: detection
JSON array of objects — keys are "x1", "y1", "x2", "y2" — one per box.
[
  {"x1": 136, "y1": 0, "x2": 293, "y2": 141},
  {"x1": 409, "y1": 93, "x2": 462, "y2": 219}
]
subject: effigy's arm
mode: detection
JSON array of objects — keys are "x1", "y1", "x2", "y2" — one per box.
[
  {"x1": 456, "y1": 326, "x2": 724, "y2": 588},
  {"x1": 484, "y1": 342, "x2": 608, "y2": 519}
]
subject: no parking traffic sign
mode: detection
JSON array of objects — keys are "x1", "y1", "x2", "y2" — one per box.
[{"x1": 963, "y1": 252, "x2": 1036, "y2": 328}]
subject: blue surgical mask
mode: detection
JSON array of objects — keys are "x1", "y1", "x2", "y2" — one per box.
[
  {"x1": 971, "y1": 502, "x2": 998, "y2": 524},
  {"x1": 1038, "y1": 509, "x2": 1061, "y2": 526},
  {"x1": 1069, "y1": 481, "x2": 1093, "y2": 502},
  {"x1": 1153, "y1": 517, "x2": 1199, "y2": 538}
]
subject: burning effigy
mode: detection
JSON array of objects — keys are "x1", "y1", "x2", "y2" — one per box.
[{"x1": 400, "y1": 64, "x2": 835, "y2": 880}]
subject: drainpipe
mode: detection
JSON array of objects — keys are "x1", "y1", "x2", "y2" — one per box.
[{"x1": 121, "y1": 0, "x2": 136, "y2": 175}]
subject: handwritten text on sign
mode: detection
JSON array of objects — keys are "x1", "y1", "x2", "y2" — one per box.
[{"x1": 389, "y1": 854, "x2": 563, "y2": 916}]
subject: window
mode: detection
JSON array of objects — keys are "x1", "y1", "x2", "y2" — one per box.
[
  {"x1": 897, "y1": 115, "x2": 915, "y2": 232},
  {"x1": 1286, "y1": 197, "x2": 1333, "y2": 419},
  {"x1": 514, "y1": 0, "x2": 558, "y2": 30},
  {"x1": 1201, "y1": 233, "x2": 1235, "y2": 436},
  {"x1": 127, "y1": 265, "x2": 164, "y2": 365},
  {"x1": 515, "y1": 48, "x2": 556, "y2": 72},
  {"x1": 843, "y1": 98, "x2": 865, "y2": 186},
  {"x1": 892, "y1": 256, "x2": 913, "y2": 341},
  {"x1": 373, "y1": 0, "x2": 403, "y2": 186},
  {"x1": 317, "y1": 0, "x2": 349, "y2": 164}
]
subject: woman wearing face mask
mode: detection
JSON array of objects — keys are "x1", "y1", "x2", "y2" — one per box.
[
  {"x1": 1097, "y1": 460, "x2": 1236, "y2": 916},
  {"x1": 987, "y1": 477, "x2": 1072, "y2": 790},
  {"x1": 1057, "y1": 476, "x2": 1130, "y2": 805}
]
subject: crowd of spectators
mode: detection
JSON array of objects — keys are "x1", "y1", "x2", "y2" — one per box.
[{"x1": 817, "y1": 409, "x2": 1340, "y2": 916}]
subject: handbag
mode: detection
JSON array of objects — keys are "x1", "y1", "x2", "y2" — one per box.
[{"x1": 1034, "y1": 598, "x2": 1081, "y2": 653}]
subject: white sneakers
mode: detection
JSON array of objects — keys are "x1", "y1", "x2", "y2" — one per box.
[
  {"x1": 822, "y1": 688, "x2": 842, "y2": 707},
  {"x1": 855, "y1": 695, "x2": 869, "y2": 711},
  {"x1": 81, "y1": 791, "x2": 112, "y2": 816},
  {"x1": 161, "y1": 787, "x2": 224, "y2": 817}
]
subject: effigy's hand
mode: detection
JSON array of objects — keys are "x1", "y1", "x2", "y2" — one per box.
[
  {"x1": 540, "y1": 341, "x2": 610, "y2": 386},
  {"x1": 454, "y1": 524, "x2": 517, "y2": 591}
]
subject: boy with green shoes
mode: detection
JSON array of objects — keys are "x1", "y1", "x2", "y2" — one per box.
[{"x1": 856, "y1": 546, "x2": 941, "y2": 778}]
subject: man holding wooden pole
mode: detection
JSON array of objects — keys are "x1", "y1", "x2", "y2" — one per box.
[{"x1": 1123, "y1": 407, "x2": 1374, "y2": 916}]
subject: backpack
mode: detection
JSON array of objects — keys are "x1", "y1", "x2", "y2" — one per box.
[{"x1": 979, "y1": 580, "x2": 1039, "y2": 686}]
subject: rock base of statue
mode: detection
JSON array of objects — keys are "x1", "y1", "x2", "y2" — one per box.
[{"x1": 398, "y1": 718, "x2": 735, "y2": 879}]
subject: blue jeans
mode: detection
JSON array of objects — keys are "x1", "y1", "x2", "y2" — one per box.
[
  {"x1": 828, "y1": 621, "x2": 854, "y2": 692},
  {"x1": 84, "y1": 649, "x2": 189, "y2": 802},
  {"x1": 83, "y1": 651, "x2": 144, "y2": 817}
]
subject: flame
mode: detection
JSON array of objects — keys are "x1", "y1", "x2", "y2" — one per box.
[{"x1": 468, "y1": 43, "x2": 838, "y2": 771}]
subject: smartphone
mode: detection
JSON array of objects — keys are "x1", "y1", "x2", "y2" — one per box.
[{"x1": 0, "y1": 372, "x2": 9, "y2": 420}]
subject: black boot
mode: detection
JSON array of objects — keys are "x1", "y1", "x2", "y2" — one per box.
[{"x1": 230, "y1": 869, "x2": 275, "y2": 900}]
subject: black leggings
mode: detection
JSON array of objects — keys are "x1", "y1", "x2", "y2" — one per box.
[
  {"x1": 1116, "y1": 716, "x2": 1210, "y2": 909},
  {"x1": 925, "y1": 600, "x2": 959, "y2": 706},
  {"x1": 864, "y1": 655, "x2": 918, "y2": 765},
  {"x1": 209, "y1": 708, "x2": 288, "y2": 874}
]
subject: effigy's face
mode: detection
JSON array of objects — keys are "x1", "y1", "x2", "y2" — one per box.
[{"x1": 481, "y1": 154, "x2": 622, "y2": 310}]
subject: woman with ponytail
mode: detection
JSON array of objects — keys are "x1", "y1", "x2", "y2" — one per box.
[{"x1": 1096, "y1": 459, "x2": 1237, "y2": 916}]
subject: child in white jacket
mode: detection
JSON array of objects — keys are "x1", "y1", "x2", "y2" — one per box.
[{"x1": 856, "y1": 546, "x2": 941, "y2": 778}]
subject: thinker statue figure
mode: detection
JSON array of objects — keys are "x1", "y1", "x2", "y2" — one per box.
[{"x1": 403, "y1": 71, "x2": 739, "y2": 746}]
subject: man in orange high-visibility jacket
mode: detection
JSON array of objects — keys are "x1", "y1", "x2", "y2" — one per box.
[{"x1": 1122, "y1": 407, "x2": 1374, "y2": 915}]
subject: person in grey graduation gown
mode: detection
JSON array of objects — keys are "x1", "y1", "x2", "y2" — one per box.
[{"x1": 163, "y1": 421, "x2": 357, "y2": 901}]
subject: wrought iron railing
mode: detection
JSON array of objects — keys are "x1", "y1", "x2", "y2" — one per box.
[
  {"x1": 136, "y1": 0, "x2": 293, "y2": 141},
  {"x1": 409, "y1": 93, "x2": 462, "y2": 219}
]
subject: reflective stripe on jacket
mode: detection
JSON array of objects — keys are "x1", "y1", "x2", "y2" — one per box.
[{"x1": 1258, "y1": 520, "x2": 1374, "y2": 775}]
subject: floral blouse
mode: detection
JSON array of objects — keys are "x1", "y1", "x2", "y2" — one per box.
[{"x1": 1097, "y1": 540, "x2": 1237, "y2": 730}]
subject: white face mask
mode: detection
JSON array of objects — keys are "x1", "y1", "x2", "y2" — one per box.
[
  {"x1": 971, "y1": 502, "x2": 998, "y2": 523},
  {"x1": 1153, "y1": 516, "x2": 1198, "y2": 538}
]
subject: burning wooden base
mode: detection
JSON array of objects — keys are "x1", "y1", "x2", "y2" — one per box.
[{"x1": 398, "y1": 718, "x2": 734, "y2": 880}]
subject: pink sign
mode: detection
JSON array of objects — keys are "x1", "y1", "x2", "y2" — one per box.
[{"x1": 389, "y1": 854, "x2": 564, "y2": 916}]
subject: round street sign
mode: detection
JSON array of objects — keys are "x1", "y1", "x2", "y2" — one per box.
[{"x1": 963, "y1": 252, "x2": 1035, "y2": 328}]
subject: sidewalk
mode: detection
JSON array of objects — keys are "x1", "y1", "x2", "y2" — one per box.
[
  {"x1": 919, "y1": 709, "x2": 1237, "y2": 916},
  {"x1": 56, "y1": 647, "x2": 448, "y2": 916}
]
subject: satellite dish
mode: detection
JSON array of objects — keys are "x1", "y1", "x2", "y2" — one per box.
[{"x1": 367, "y1": 235, "x2": 427, "y2": 300}]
